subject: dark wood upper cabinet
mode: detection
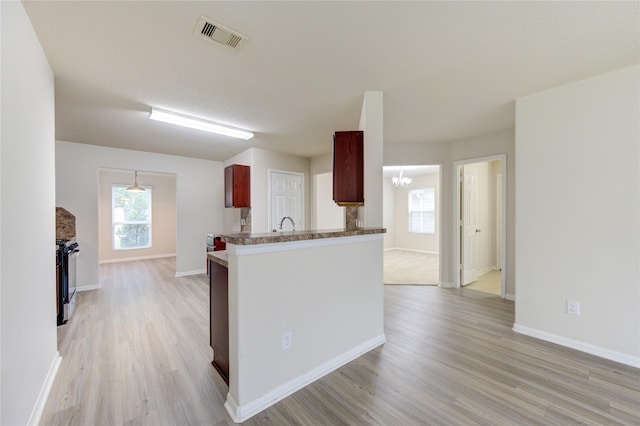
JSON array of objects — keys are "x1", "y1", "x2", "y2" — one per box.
[
  {"x1": 225, "y1": 164, "x2": 250, "y2": 208},
  {"x1": 333, "y1": 131, "x2": 364, "y2": 206}
]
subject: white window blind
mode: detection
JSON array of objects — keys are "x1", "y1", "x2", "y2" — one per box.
[{"x1": 409, "y1": 188, "x2": 435, "y2": 234}]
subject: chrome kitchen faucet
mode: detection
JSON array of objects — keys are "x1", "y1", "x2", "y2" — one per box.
[{"x1": 279, "y1": 216, "x2": 295, "y2": 231}]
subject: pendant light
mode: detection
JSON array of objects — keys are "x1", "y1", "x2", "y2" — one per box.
[
  {"x1": 392, "y1": 170, "x2": 412, "y2": 188},
  {"x1": 126, "y1": 170, "x2": 145, "y2": 192}
]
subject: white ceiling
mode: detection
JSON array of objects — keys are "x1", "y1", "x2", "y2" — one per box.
[{"x1": 23, "y1": 1, "x2": 639, "y2": 162}]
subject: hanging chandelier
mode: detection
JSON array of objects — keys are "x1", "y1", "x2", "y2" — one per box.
[{"x1": 392, "y1": 170, "x2": 412, "y2": 188}]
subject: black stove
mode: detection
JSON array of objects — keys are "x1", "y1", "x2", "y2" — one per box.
[{"x1": 56, "y1": 238, "x2": 79, "y2": 325}]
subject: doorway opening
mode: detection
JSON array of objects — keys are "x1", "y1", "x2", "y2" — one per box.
[
  {"x1": 454, "y1": 156, "x2": 506, "y2": 297},
  {"x1": 96, "y1": 167, "x2": 178, "y2": 273},
  {"x1": 382, "y1": 165, "x2": 441, "y2": 285}
]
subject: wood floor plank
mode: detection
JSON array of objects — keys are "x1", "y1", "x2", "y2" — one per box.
[{"x1": 40, "y1": 258, "x2": 640, "y2": 425}]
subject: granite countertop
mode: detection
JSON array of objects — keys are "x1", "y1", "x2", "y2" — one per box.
[
  {"x1": 207, "y1": 251, "x2": 228, "y2": 268},
  {"x1": 220, "y1": 227, "x2": 386, "y2": 246}
]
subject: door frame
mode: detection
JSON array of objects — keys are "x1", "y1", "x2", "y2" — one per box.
[
  {"x1": 453, "y1": 154, "x2": 507, "y2": 298},
  {"x1": 267, "y1": 169, "x2": 305, "y2": 231}
]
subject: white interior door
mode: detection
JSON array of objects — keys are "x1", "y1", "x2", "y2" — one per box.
[
  {"x1": 462, "y1": 166, "x2": 479, "y2": 285},
  {"x1": 270, "y1": 171, "x2": 304, "y2": 231}
]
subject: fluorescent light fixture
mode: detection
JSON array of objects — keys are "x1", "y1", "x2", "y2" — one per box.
[{"x1": 149, "y1": 108, "x2": 254, "y2": 140}]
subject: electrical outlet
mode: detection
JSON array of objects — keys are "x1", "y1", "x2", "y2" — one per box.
[
  {"x1": 282, "y1": 331, "x2": 292, "y2": 351},
  {"x1": 567, "y1": 300, "x2": 581, "y2": 316}
]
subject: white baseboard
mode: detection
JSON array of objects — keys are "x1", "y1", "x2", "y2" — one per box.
[
  {"x1": 27, "y1": 351, "x2": 62, "y2": 426},
  {"x1": 439, "y1": 282, "x2": 457, "y2": 289},
  {"x1": 478, "y1": 267, "x2": 494, "y2": 276},
  {"x1": 225, "y1": 334, "x2": 387, "y2": 423},
  {"x1": 386, "y1": 247, "x2": 439, "y2": 255},
  {"x1": 512, "y1": 323, "x2": 640, "y2": 368},
  {"x1": 175, "y1": 269, "x2": 206, "y2": 277},
  {"x1": 505, "y1": 293, "x2": 515, "y2": 301},
  {"x1": 76, "y1": 283, "x2": 101, "y2": 292},
  {"x1": 99, "y1": 253, "x2": 176, "y2": 264}
]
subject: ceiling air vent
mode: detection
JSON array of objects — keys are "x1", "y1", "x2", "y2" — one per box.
[{"x1": 193, "y1": 16, "x2": 248, "y2": 50}]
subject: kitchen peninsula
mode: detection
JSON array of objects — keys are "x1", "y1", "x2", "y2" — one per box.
[{"x1": 207, "y1": 227, "x2": 386, "y2": 423}]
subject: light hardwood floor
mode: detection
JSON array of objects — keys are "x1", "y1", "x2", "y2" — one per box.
[{"x1": 41, "y1": 258, "x2": 640, "y2": 425}]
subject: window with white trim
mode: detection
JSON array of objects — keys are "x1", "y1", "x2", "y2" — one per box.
[
  {"x1": 409, "y1": 188, "x2": 435, "y2": 234},
  {"x1": 112, "y1": 186, "x2": 152, "y2": 250}
]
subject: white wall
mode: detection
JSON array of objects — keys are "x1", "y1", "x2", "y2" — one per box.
[
  {"x1": 224, "y1": 148, "x2": 311, "y2": 233},
  {"x1": 382, "y1": 177, "x2": 395, "y2": 249},
  {"x1": 392, "y1": 173, "x2": 440, "y2": 254},
  {"x1": 384, "y1": 129, "x2": 515, "y2": 294},
  {"x1": 309, "y1": 91, "x2": 384, "y2": 231},
  {"x1": 314, "y1": 172, "x2": 344, "y2": 229},
  {"x1": 98, "y1": 169, "x2": 176, "y2": 263},
  {"x1": 308, "y1": 92, "x2": 385, "y2": 230},
  {"x1": 56, "y1": 141, "x2": 223, "y2": 284},
  {"x1": 358, "y1": 91, "x2": 384, "y2": 227},
  {"x1": 310, "y1": 152, "x2": 335, "y2": 229},
  {"x1": 226, "y1": 235, "x2": 385, "y2": 421},
  {"x1": 514, "y1": 65, "x2": 639, "y2": 366},
  {"x1": 1, "y1": 2, "x2": 59, "y2": 424}
]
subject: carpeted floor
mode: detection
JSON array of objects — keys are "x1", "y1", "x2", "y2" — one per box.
[
  {"x1": 383, "y1": 250, "x2": 502, "y2": 292},
  {"x1": 465, "y1": 270, "x2": 501, "y2": 295},
  {"x1": 384, "y1": 249, "x2": 439, "y2": 285}
]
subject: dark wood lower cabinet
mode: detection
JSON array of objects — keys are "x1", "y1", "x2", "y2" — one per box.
[
  {"x1": 206, "y1": 246, "x2": 214, "y2": 276},
  {"x1": 209, "y1": 259, "x2": 229, "y2": 385}
]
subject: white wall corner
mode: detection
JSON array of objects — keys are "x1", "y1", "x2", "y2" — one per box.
[
  {"x1": 27, "y1": 352, "x2": 62, "y2": 426},
  {"x1": 223, "y1": 394, "x2": 242, "y2": 423},
  {"x1": 358, "y1": 91, "x2": 384, "y2": 228},
  {"x1": 505, "y1": 293, "x2": 516, "y2": 301}
]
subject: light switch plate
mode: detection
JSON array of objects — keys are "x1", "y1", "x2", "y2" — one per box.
[{"x1": 282, "y1": 331, "x2": 292, "y2": 351}]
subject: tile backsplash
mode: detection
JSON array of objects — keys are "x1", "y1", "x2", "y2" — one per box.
[{"x1": 56, "y1": 207, "x2": 76, "y2": 239}]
